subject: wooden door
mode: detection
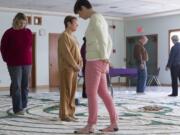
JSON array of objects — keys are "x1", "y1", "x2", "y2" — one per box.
[
  {"x1": 49, "y1": 33, "x2": 60, "y2": 88},
  {"x1": 126, "y1": 34, "x2": 158, "y2": 85},
  {"x1": 29, "y1": 33, "x2": 36, "y2": 90}
]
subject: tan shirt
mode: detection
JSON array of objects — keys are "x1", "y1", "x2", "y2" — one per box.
[
  {"x1": 58, "y1": 31, "x2": 82, "y2": 71},
  {"x1": 133, "y1": 42, "x2": 148, "y2": 64}
]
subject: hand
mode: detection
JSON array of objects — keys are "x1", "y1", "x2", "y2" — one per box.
[
  {"x1": 109, "y1": 62, "x2": 114, "y2": 68},
  {"x1": 140, "y1": 63, "x2": 145, "y2": 69},
  {"x1": 165, "y1": 66, "x2": 169, "y2": 71},
  {"x1": 101, "y1": 59, "x2": 109, "y2": 64},
  {"x1": 74, "y1": 66, "x2": 80, "y2": 72}
]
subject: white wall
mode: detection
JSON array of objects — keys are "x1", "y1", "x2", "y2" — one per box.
[
  {"x1": 124, "y1": 14, "x2": 180, "y2": 85},
  {"x1": 2, "y1": 10, "x2": 180, "y2": 87},
  {"x1": 108, "y1": 20, "x2": 125, "y2": 67},
  {"x1": 0, "y1": 12, "x2": 16, "y2": 86},
  {"x1": 0, "y1": 11, "x2": 124, "y2": 87}
]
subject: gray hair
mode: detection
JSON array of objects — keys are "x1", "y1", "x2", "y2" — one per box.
[{"x1": 171, "y1": 35, "x2": 179, "y2": 43}]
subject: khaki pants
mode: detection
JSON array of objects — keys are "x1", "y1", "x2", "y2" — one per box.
[{"x1": 59, "y1": 69, "x2": 78, "y2": 119}]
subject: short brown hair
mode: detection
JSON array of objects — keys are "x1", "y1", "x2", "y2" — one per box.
[
  {"x1": 74, "y1": 0, "x2": 92, "y2": 14},
  {"x1": 64, "y1": 16, "x2": 77, "y2": 28}
]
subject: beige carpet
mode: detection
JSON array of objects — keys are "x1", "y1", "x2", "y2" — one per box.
[{"x1": 0, "y1": 86, "x2": 180, "y2": 135}]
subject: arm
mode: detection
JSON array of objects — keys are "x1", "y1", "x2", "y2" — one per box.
[
  {"x1": 26, "y1": 29, "x2": 33, "y2": 52},
  {"x1": 0, "y1": 31, "x2": 8, "y2": 62},
  {"x1": 28, "y1": 29, "x2": 33, "y2": 48},
  {"x1": 134, "y1": 45, "x2": 145, "y2": 69},
  {"x1": 134, "y1": 45, "x2": 143, "y2": 63},
  {"x1": 107, "y1": 35, "x2": 113, "y2": 59},
  {"x1": 166, "y1": 47, "x2": 175, "y2": 69}
]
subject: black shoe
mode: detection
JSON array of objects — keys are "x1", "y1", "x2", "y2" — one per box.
[
  {"x1": 82, "y1": 91, "x2": 87, "y2": 98},
  {"x1": 75, "y1": 98, "x2": 80, "y2": 105},
  {"x1": 14, "y1": 110, "x2": 25, "y2": 115},
  {"x1": 168, "y1": 94, "x2": 178, "y2": 97},
  {"x1": 136, "y1": 92, "x2": 145, "y2": 95},
  {"x1": 82, "y1": 95, "x2": 87, "y2": 98}
]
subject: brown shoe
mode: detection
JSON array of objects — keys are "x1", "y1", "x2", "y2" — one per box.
[
  {"x1": 61, "y1": 117, "x2": 72, "y2": 122},
  {"x1": 70, "y1": 115, "x2": 78, "y2": 120},
  {"x1": 61, "y1": 117, "x2": 78, "y2": 122}
]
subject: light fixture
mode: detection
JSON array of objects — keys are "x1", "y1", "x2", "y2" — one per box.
[{"x1": 39, "y1": 28, "x2": 46, "y2": 36}]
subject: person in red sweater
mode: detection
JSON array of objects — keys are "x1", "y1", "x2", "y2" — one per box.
[{"x1": 0, "y1": 12, "x2": 32, "y2": 115}]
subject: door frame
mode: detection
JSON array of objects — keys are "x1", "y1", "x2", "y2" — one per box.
[
  {"x1": 126, "y1": 34, "x2": 158, "y2": 85},
  {"x1": 126, "y1": 34, "x2": 158, "y2": 68},
  {"x1": 168, "y1": 29, "x2": 180, "y2": 52},
  {"x1": 49, "y1": 33, "x2": 60, "y2": 88},
  {"x1": 31, "y1": 33, "x2": 36, "y2": 89}
]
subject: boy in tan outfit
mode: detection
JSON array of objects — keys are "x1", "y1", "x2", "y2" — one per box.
[{"x1": 58, "y1": 16, "x2": 82, "y2": 122}]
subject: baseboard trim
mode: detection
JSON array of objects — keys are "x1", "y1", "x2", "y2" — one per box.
[
  {"x1": 0, "y1": 84, "x2": 174, "y2": 92},
  {"x1": 0, "y1": 87, "x2": 9, "y2": 91}
]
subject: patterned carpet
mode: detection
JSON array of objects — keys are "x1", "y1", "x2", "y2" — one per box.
[{"x1": 0, "y1": 87, "x2": 180, "y2": 135}]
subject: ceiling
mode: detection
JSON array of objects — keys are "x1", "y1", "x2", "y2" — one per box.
[{"x1": 1, "y1": 0, "x2": 180, "y2": 18}]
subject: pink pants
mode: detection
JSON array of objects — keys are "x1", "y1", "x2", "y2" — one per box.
[{"x1": 85, "y1": 60, "x2": 118, "y2": 125}]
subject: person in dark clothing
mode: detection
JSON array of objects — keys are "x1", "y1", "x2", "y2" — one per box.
[
  {"x1": 166, "y1": 35, "x2": 180, "y2": 97},
  {"x1": 80, "y1": 37, "x2": 87, "y2": 98},
  {"x1": 0, "y1": 12, "x2": 32, "y2": 115}
]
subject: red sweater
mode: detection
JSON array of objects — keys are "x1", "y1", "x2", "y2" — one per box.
[{"x1": 0, "y1": 28, "x2": 32, "y2": 66}]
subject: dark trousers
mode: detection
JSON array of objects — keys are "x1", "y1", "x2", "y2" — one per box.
[
  {"x1": 170, "y1": 65, "x2": 180, "y2": 95},
  {"x1": 82, "y1": 68, "x2": 87, "y2": 98},
  {"x1": 82, "y1": 80, "x2": 87, "y2": 98},
  {"x1": 8, "y1": 65, "x2": 32, "y2": 113},
  {"x1": 137, "y1": 63, "x2": 147, "y2": 93}
]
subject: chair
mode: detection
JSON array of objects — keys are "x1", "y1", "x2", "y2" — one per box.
[{"x1": 147, "y1": 67, "x2": 161, "y2": 86}]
